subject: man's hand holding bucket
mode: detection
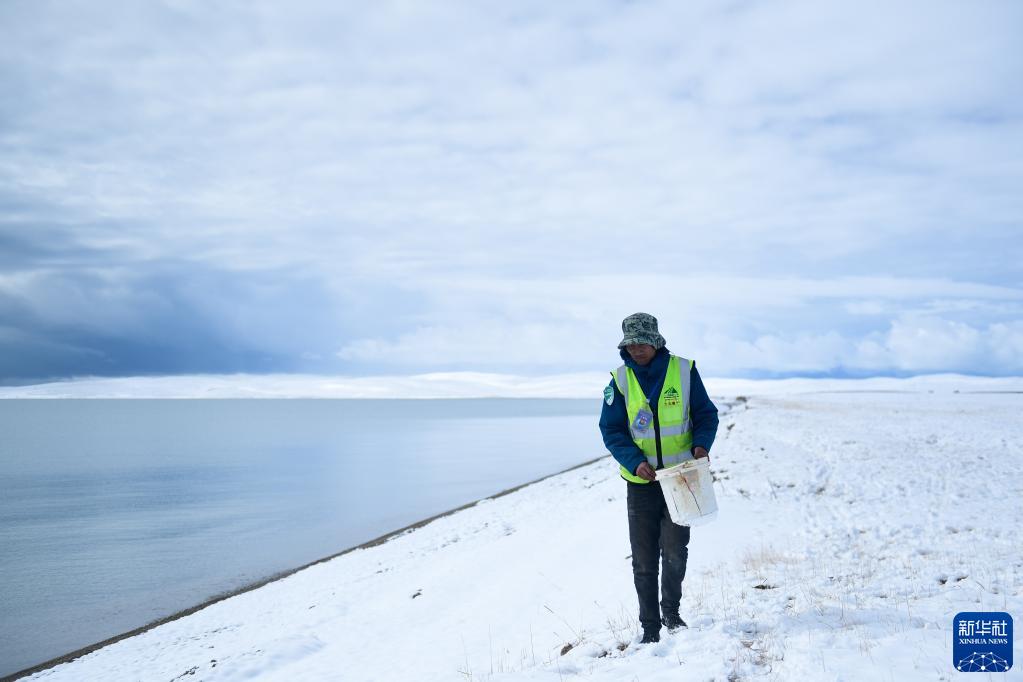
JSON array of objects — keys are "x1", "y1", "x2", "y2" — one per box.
[{"x1": 635, "y1": 447, "x2": 709, "y2": 482}]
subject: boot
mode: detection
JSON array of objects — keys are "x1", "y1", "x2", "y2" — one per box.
[
  {"x1": 661, "y1": 613, "x2": 688, "y2": 632},
  {"x1": 640, "y1": 628, "x2": 660, "y2": 643}
]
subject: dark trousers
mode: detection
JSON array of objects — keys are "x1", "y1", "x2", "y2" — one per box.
[{"x1": 627, "y1": 480, "x2": 691, "y2": 632}]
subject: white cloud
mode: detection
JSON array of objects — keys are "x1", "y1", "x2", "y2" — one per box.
[
  {"x1": 884, "y1": 316, "x2": 983, "y2": 371},
  {"x1": 332, "y1": 275, "x2": 1023, "y2": 375},
  {"x1": 698, "y1": 315, "x2": 1023, "y2": 376}
]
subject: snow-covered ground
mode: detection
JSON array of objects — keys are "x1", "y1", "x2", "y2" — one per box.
[{"x1": 20, "y1": 379, "x2": 1023, "y2": 681}]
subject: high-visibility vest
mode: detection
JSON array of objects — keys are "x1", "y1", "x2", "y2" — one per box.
[{"x1": 611, "y1": 354, "x2": 694, "y2": 484}]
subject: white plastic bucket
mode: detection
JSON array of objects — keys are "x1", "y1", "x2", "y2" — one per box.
[{"x1": 655, "y1": 458, "x2": 718, "y2": 526}]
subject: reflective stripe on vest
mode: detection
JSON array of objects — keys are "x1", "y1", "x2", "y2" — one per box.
[{"x1": 611, "y1": 355, "x2": 694, "y2": 484}]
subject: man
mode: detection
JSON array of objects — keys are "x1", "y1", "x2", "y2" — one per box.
[{"x1": 598, "y1": 312, "x2": 719, "y2": 644}]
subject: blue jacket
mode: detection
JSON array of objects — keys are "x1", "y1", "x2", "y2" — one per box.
[{"x1": 598, "y1": 346, "x2": 719, "y2": 478}]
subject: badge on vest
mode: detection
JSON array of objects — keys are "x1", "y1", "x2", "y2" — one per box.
[
  {"x1": 632, "y1": 409, "x2": 653, "y2": 432},
  {"x1": 662, "y1": 386, "x2": 681, "y2": 407}
]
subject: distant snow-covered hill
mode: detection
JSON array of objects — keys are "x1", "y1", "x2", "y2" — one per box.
[{"x1": 2, "y1": 372, "x2": 1021, "y2": 399}]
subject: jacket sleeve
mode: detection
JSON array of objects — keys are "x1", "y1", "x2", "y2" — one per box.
[
  {"x1": 689, "y1": 363, "x2": 719, "y2": 453},
  {"x1": 598, "y1": 377, "x2": 647, "y2": 476}
]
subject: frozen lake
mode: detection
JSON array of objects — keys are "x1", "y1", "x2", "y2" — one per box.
[{"x1": 0, "y1": 398, "x2": 602, "y2": 677}]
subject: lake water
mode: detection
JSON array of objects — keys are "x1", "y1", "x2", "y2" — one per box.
[{"x1": 0, "y1": 399, "x2": 603, "y2": 677}]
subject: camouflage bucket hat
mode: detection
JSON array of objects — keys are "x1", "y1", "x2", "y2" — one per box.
[{"x1": 618, "y1": 312, "x2": 666, "y2": 349}]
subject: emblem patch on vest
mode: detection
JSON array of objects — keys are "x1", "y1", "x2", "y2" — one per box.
[
  {"x1": 603, "y1": 386, "x2": 614, "y2": 405},
  {"x1": 632, "y1": 409, "x2": 653, "y2": 431},
  {"x1": 663, "y1": 386, "x2": 681, "y2": 407}
]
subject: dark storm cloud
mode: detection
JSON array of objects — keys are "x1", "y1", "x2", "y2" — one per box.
[{"x1": 0, "y1": 255, "x2": 361, "y2": 383}]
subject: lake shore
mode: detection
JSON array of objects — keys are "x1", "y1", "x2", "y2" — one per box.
[
  {"x1": 13, "y1": 378, "x2": 1023, "y2": 681},
  {"x1": 4, "y1": 455, "x2": 608, "y2": 682}
]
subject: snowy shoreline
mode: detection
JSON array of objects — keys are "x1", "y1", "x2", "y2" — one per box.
[{"x1": 13, "y1": 378, "x2": 1023, "y2": 681}]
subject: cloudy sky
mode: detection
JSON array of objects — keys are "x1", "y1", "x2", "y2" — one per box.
[{"x1": 1, "y1": 0, "x2": 1021, "y2": 383}]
